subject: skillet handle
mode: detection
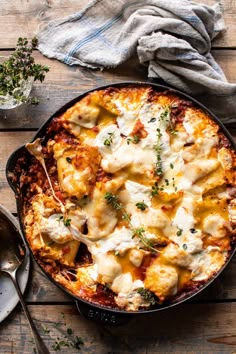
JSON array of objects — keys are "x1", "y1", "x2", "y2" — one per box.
[{"x1": 76, "y1": 301, "x2": 132, "y2": 326}]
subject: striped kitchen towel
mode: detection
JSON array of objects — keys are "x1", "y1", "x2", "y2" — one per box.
[{"x1": 37, "y1": 0, "x2": 236, "y2": 124}]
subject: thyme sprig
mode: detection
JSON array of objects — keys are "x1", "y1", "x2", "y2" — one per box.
[
  {"x1": 132, "y1": 227, "x2": 158, "y2": 254},
  {"x1": 153, "y1": 127, "x2": 163, "y2": 176},
  {"x1": 0, "y1": 37, "x2": 49, "y2": 105},
  {"x1": 153, "y1": 106, "x2": 170, "y2": 177},
  {"x1": 127, "y1": 134, "x2": 140, "y2": 144},
  {"x1": 104, "y1": 192, "x2": 123, "y2": 210},
  {"x1": 104, "y1": 193, "x2": 160, "y2": 253},
  {"x1": 104, "y1": 192, "x2": 130, "y2": 222}
]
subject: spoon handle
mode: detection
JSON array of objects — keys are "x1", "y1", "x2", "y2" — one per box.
[{"x1": 10, "y1": 271, "x2": 50, "y2": 354}]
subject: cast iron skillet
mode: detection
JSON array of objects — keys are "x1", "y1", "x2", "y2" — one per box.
[{"x1": 6, "y1": 81, "x2": 236, "y2": 325}]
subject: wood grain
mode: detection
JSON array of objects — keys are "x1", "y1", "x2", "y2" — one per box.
[
  {"x1": 1, "y1": 302, "x2": 236, "y2": 353},
  {"x1": 0, "y1": 132, "x2": 34, "y2": 213}
]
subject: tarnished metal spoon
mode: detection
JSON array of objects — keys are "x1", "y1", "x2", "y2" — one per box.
[{"x1": 0, "y1": 209, "x2": 50, "y2": 354}]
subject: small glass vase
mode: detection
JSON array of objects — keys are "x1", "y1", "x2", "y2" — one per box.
[{"x1": 0, "y1": 77, "x2": 33, "y2": 109}]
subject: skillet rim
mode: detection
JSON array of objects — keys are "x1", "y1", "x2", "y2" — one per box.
[{"x1": 6, "y1": 80, "x2": 236, "y2": 317}]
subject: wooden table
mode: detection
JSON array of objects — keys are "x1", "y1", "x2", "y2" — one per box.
[{"x1": 0, "y1": 1, "x2": 236, "y2": 353}]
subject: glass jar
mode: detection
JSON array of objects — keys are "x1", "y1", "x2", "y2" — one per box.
[{"x1": 0, "y1": 77, "x2": 33, "y2": 109}]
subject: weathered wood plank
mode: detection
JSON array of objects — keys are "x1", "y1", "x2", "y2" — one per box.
[
  {"x1": 1, "y1": 302, "x2": 236, "y2": 353},
  {"x1": 0, "y1": 132, "x2": 34, "y2": 212},
  {"x1": 0, "y1": 0, "x2": 235, "y2": 49},
  {"x1": 0, "y1": 50, "x2": 236, "y2": 130}
]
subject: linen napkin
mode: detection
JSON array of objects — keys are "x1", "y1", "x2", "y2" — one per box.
[{"x1": 37, "y1": 0, "x2": 236, "y2": 124}]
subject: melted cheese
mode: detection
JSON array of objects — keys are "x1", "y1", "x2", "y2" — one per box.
[
  {"x1": 53, "y1": 141, "x2": 100, "y2": 198},
  {"x1": 144, "y1": 262, "x2": 178, "y2": 301},
  {"x1": 40, "y1": 214, "x2": 73, "y2": 244},
  {"x1": 23, "y1": 85, "x2": 236, "y2": 311},
  {"x1": 203, "y1": 214, "x2": 230, "y2": 238}
]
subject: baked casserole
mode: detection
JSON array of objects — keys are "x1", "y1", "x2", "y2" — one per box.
[{"x1": 14, "y1": 85, "x2": 236, "y2": 311}]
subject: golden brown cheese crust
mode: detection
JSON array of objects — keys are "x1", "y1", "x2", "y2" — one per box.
[{"x1": 20, "y1": 85, "x2": 236, "y2": 311}]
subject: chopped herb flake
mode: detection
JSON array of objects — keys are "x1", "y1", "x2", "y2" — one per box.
[
  {"x1": 63, "y1": 218, "x2": 71, "y2": 227},
  {"x1": 66, "y1": 157, "x2": 72, "y2": 163},
  {"x1": 136, "y1": 201, "x2": 148, "y2": 211},
  {"x1": 104, "y1": 132, "x2": 114, "y2": 146},
  {"x1": 190, "y1": 228, "x2": 197, "y2": 233},
  {"x1": 176, "y1": 228, "x2": 183, "y2": 236},
  {"x1": 148, "y1": 117, "x2": 156, "y2": 123}
]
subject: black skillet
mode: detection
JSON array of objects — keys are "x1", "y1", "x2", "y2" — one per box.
[{"x1": 6, "y1": 81, "x2": 236, "y2": 325}]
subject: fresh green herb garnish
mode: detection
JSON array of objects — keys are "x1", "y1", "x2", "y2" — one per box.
[
  {"x1": 127, "y1": 135, "x2": 141, "y2": 145},
  {"x1": 137, "y1": 288, "x2": 157, "y2": 306},
  {"x1": 136, "y1": 201, "x2": 148, "y2": 211},
  {"x1": 182, "y1": 243, "x2": 188, "y2": 250},
  {"x1": 160, "y1": 103, "x2": 178, "y2": 135},
  {"x1": 176, "y1": 227, "x2": 183, "y2": 236},
  {"x1": 190, "y1": 228, "x2": 197, "y2": 233},
  {"x1": 132, "y1": 227, "x2": 157, "y2": 253},
  {"x1": 67, "y1": 328, "x2": 73, "y2": 336},
  {"x1": 121, "y1": 211, "x2": 131, "y2": 222},
  {"x1": 170, "y1": 163, "x2": 174, "y2": 169},
  {"x1": 63, "y1": 218, "x2": 71, "y2": 227},
  {"x1": 160, "y1": 106, "x2": 170, "y2": 122},
  {"x1": 0, "y1": 37, "x2": 49, "y2": 105},
  {"x1": 104, "y1": 132, "x2": 114, "y2": 146},
  {"x1": 66, "y1": 157, "x2": 72, "y2": 163},
  {"x1": 172, "y1": 177, "x2": 178, "y2": 192},
  {"x1": 42, "y1": 325, "x2": 50, "y2": 334},
  {"x1": 71, "y1": 336, "x2": 84, "y2": 350},
  {"x1": 148, "y1": 117, "x2": 156, "y2": 123},
  {"x1": 104, "y1": 192, "x2": 130, "y2": 222},
  {"x1": 51, "y1": 313, "x2": 84, "y2": 351},
  {"x1": 164, "y1": 178, "x2": 169, "y2": 186},
  {"x1": 104, "y1": 192, "x2": 123, "y2": 210},
  {"x1": 47, "y1": 241, "x2": 55, "y2": 246},
  {"x1": 153, "y1": 128, "x2": 163, "y2": 176},
  {"x1": 52, "y1": 340, "x2": 70, "y2": 351},
  {"x1": 151, "y1": 181, "x2": 164, "y2": 196},
  {"x1": 58, "y1": 216, "x2": 72, "y2": 227}
]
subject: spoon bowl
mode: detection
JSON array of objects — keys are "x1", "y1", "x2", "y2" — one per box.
[{"x1": 0, "y1": 205, "x2": 50, "y2": 354}]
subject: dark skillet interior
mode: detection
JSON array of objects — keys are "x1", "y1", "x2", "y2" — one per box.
[{"x1": 6, "y1": 81, "x2": 236, "y2": 322}]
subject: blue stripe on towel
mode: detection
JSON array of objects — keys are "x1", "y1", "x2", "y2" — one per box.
[
  {"x1": 63, "y1": 0, "x2": 148, "y2": 64},
  {"x1": 64, "y1": 12, "x2": 123, "y2": 64}
]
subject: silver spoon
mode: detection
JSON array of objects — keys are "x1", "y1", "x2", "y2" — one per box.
[{"x1": 0, "y1": 210, "x2": 50, "y2": 354}]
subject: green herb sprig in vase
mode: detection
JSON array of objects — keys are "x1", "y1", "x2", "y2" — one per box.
[{"x1": 0, "y1": 37, "x2": 49, "y2": 109}]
